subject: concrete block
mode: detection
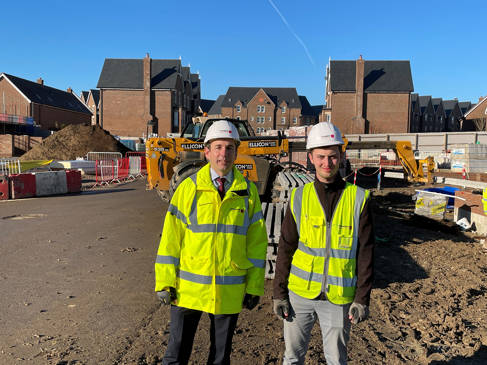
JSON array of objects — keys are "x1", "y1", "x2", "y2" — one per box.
[
  {"x1": 10, "y1": 173, "x2": 36, "y2": 199},
  {"x1": 35, "y1": 171, "x2": 67, "y2": 196},
  {"x1": 0, "y1": 175, "x2": 9, "y2": 200}
]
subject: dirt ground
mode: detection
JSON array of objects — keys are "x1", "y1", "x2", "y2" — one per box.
[
  {"x1": 1, "y1": 178, "x2": 487, "y2": 364},
  {"x1": 19, "y1": 124, "x2": 130, "y2": 161}
]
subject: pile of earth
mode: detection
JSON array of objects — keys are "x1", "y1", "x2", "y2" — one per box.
[{"x1": 20, "y1": 124, "x2": 130, "y2": 161}]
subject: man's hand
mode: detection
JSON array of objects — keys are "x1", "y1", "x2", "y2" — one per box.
[
  {"x1": 243, "y1": 294, "x2": 260, "y2": 310},
  {"x1": 156, "y1": 288, "x2": 176, "y2": 305},
  {"x1": 348, "y1": 302, "x2": 369, "y2": 324},
  {"x1": 273, "y1": 298, "x2": 290, "y2": 319}
]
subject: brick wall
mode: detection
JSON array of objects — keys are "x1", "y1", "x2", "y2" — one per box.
[
  {"x1": 0, "y1": 78, "x2": 30, "y2": 116},
  {"x1": 330, "y1": 93, "x2": 355, "y2": 135},
  {"x1": 365, "y1": 93, "x2": 409, "y2": 133},
  {"x1": 32, "y1": 103, "x2": 90, "y2": 130},
  {"x1": 0, "y1": 135, "x2": 13, "y2": 157}
]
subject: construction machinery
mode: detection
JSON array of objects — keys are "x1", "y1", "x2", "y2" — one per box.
[
  {"x1": 343, "y1": 140, "x2": 435, "y2": 183},
  {"x1": 145, "y1": 117, "x2": 308, "y2": 202}
]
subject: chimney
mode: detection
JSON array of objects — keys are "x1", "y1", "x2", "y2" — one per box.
[
  {"x1": 67, "y1": 87, "x2": 73, "y2": 93},
  {"x1": 37, "y1": 77, "x2": 44, "y2": 85},
  {"x1": 143, "y1": 53, "x2": 154, "y2": 132},
  {"x1": 351, "y1": 55, "x2": 366, "y2": 133}
]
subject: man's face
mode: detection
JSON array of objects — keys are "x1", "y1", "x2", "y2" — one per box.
[
  {"x1": 204, "y1": 138, "x2": 237, "y2": 176},
  {"x1": 308, "y1": 146, "x2": 342, "y2": 183}
]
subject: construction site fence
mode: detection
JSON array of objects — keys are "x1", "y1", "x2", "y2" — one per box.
[
  {"x1": 0, "y1": 158, "x2": 21, "y2": 176},
  {"x1": 0, "y1": 113, "x2": 35, "y2": 125},
  {"x1": 94, "y1": 157, "x2": 146, "y2": 186},
  {"x1": 86, "y1": 152, "x2": 122, "y2": 161}
]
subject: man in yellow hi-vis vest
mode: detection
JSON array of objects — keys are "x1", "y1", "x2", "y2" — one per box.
[
  {"x1": 273, "y1": 122, "x2": 375, "y2": 365},
  {"x1": 155, "y1": 120, "x2": 268, "y2": 364},
  {"x1": 483, "y1": 187, "x2": 487, "y2": 216}
]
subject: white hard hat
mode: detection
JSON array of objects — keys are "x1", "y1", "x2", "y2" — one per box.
[
  {"x1": 306, "y1": 122, "x2": 344, "y2": 150},
  {"x1": 204, "y1": 120, "x2": 240, "y2": 145}
]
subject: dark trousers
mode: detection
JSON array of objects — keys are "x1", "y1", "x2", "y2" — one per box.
[{"x1": 162, "y1": 305, "x2": 239, "y2": 365}]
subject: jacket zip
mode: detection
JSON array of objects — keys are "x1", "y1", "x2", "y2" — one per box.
[{"x1": 314, "y1": 184, "x2": 345, "y2": 298}]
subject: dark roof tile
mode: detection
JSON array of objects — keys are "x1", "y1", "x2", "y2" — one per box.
[
  {"x1": 2, "y1": 73, "x2": 91, "y2": 114},
  {"x1": 330, "y1": 60, "x2": 414, "y2": 93}
]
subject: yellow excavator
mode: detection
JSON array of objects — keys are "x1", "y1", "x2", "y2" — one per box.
[{"x1": 145, "y1": 117, "x2": 307, "y2": 202}]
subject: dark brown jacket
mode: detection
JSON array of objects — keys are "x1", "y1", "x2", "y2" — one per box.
[{"x1": 273, "y1": 175, "x2": 375, "y2": 305}]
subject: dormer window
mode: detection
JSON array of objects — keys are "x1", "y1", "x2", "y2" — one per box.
[{"x1": 236, "y1": 105, "x2": 241, "y2": 113}]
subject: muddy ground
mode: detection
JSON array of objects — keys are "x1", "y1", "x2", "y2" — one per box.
[{"x1": 1, "y1": 178, "x2": 487, "y2": 364}]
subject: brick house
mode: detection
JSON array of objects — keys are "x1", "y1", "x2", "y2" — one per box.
[
  {"x1": 96, "y1": 53, "x2": 200, "y2": 139},
  {"x1": 409, "y1": 93, "x2": 421, "y2": 132},
  {"x1": 80, "y1": 91, "x2": 89, "y2": 104},
  {"x1": 219, "y1": 87, "x2": 316, "y2": 135},
  {"x1": 459, "y1": 101, "x2": 474, "y2": 130},
  {"x1": 419, "y1": 96, "x2": 434, "y2": 132},
  {"x1": 324, "y1": 56, "x2": 414, "y2": 134},
  {"x1": 0, "y1": 73, "x2": 91, "y2": 157},
  {"x1": 83, "y1": 89, "x2": 100, "y2": 126},
  {"x1": 431, "y1": 98, "x2": 446, "y2": 132},
  {"x1": 463, "y1": 97, "x2": 487, "y2": 131},
  {"x1": 207, "y1": 95, "x2": 225, "y2": 118},
  {"x1": 442, "y1": 100, "x2": 462, "y2": 132}
]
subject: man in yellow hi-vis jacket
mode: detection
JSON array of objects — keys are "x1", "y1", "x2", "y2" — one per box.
[
  {"x1": 155, "y1": 120, "x2": 268, "y2": 365},
  {"x1": 273, "y1": 122, "x2": 375, "y2": 365}
]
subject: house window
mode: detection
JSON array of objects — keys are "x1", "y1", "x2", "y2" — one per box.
[
  {"x1": 281, "y1": 117, "x2": 286, "y2": 124},
  {"x1": 236, "y1": 105, "x2": 241, "y2": 112},
  {"x1": 258, "y1": 105, "x2": 265, "y2": 113},
  {"x1": 251, "y1": 116, "x2": 254, "y2": 121},
  {"x1": 236, "y1": 116, "x2": 240, "y2": 120},
  {"x1": 326, "y1": 114, "x2": 330, "y2": 122},
  {"x1": 281, "y1": 106, "x2": 286, "y2": 113},
  {"x1": 293, "y1": 117, "x2": 297, "y2": 124},
  {"x1": 268, "y1": 117, "x2": 271, "y2": 121},
  {"x1": 257, "y1": 105, "x2": 261, "y2": 113}
]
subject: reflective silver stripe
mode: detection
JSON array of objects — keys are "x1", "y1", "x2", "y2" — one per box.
[
  {"x1": 189, "y1": 173, "x2": 197, "y2": 184},
  {"x1": 298, "y1": 241, "x2": 326, "y2": 257},
  {"x1": 248, "y1": 258, "x2": 265, "y2": 268},
  {"x1": 178, "y1": 270, "x2": 212, "y2": 284},
  {"x1": 156, "y1": 255, "x2": 180, "y2": 266},
  {"x1": 249, "y1": 210, "x2": 264, "y2": 225},
  {"x1": 297, "y1": 241, "x2": 353, "y2": 260},
  {"x1": 177, "y1": 270, "x2": 246, "y2": 285},
  {"x1": 168, "y1": 204, "x2": 188, "y2": 225},
  {"x1": 187, "y1": 223, "x2": 247, "y2": 235},
  {"x1": 290, "y1": 264, "x2": 323, "y2": 283},
  {"x1": 215, "y1": 275, "x2": 246, "y2": 284},
  {"x1": 292, "y1": 186, "x2": 304, "y2": 236},
  {"x1": 330, "y1": 248, "x2": 354, "y2": 259},
  {"x1": 351, "y1": 187, "x2": 366, "y2": 258},
  {"x1": 327, "y1": 274, "x2": 357, "y2": 288}
]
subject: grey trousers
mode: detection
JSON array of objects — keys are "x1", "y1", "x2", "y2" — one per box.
[{"x1": 283, "y1": 291, "x2": 351, "y2": 365}]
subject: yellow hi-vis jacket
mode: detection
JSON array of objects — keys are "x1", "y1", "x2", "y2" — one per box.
[
  {"x1": 155, "y1": 163, "x2": 268, "y2": 314},
  {"x1": 483, "y1": 188, "x2": 487, "y2": 215},
  {"x1": 288, "y1": 182, "x2": 369, "y2": 305}
]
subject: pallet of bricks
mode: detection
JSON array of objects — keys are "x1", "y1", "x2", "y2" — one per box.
[{"x1": 450, "y1": 144, "x2": 487, "y2": 175}]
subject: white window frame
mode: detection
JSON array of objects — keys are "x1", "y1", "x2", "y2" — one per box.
[
  {"x1": 281, "y1": 117, "x2": 286, "y2": 124},
  {"x1": 250, "y1": 116, "x2": 254, "y2": 121},
  {"x1": 281, "y1": 106, "x2": 286, "y2": 113},
  {"x1": 293, "y1": 117, "x2": 297, "y2": 124},
  {"x1": 236, "y1": 105, "x2": 241, "y2": 112},
  {"x1": 268, "y1": 117, "x2": 271, "y2": 121}
]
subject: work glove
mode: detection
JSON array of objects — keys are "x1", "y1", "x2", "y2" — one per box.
[
  {"x1": 156, "y1": 288, "x2": 176, "y2": 305},
  {"x1": 273, "y1": 298, "x2": 290, "y2": 319},
  {"x1": 348, "y1": 302, "x2": 369, "y2": 324},
  {"x1": 243, "y1": 294, "x2": 260, "y2": 310}
]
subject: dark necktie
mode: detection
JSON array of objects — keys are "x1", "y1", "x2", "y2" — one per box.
[{"x1": 216, "y1": 177, "x2": 226, "y2": 199}]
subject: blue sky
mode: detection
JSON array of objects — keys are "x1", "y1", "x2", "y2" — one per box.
[{"x1": 2, "y1": 0, "x2": 485, "y2": 106}]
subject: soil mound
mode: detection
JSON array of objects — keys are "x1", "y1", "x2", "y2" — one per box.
[{"x1": 20, "y1": 124, "x2": 130, "y2": 161}]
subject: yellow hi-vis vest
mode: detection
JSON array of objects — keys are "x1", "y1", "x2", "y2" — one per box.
[
  {"x1": 483, "y1": 188, "x2": 487, "y2": 215},
  {"x1": 288, "y1": 182, "x2": 369, "y2": 305},
  {"x1": 154, "y1": 164, "x2": 268, "y2": 314}
]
